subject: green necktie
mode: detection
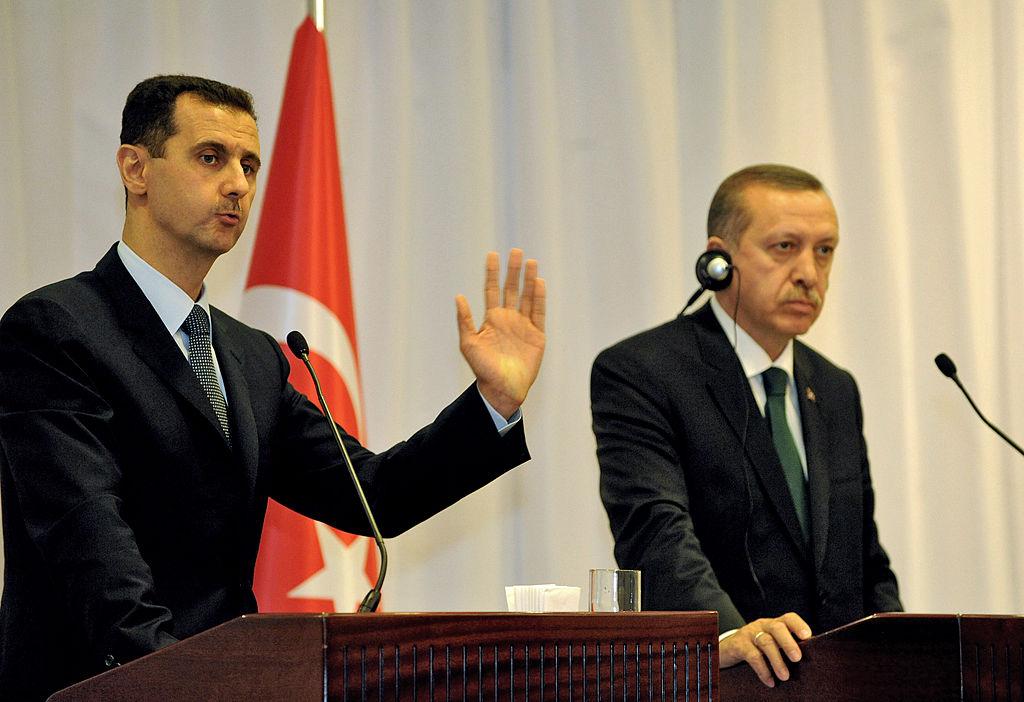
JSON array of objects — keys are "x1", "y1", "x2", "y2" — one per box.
[{"x1": 762, "y1": 367, "x2": 809, "y2": 541}]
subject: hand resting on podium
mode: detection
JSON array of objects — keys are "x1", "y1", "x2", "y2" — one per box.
[{"x1": 719, "y1": 612, "x2": 812, "y2": 688}]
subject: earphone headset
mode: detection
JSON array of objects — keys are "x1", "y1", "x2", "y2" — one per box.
[
  {"x1": 685, "y1": 248, "x2": 734, "y2": 309},
  {"x1": 695, "y1": 248, "x2": 733, "y2": 291}
]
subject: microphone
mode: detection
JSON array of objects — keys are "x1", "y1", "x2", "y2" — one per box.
[
  {"x1": 934, "y1": 352, "x2": 1024, "y2": 458},
  {"x1": 686, "y1": 249, "x2": 734, "y2": 309},
  {"x1": 286, "y1": 330, "x2": 388, "y2": 612}
]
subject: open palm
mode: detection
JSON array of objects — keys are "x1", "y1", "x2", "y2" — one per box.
[{"x1": 456, "y1": 249, "x2": 546, "y2": 419}]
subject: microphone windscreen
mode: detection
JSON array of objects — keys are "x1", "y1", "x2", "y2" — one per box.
[
  {"x1": 286, "y1": 330, "x2": 310, "y2": 359},
  {"x1": 934, "y1": 353, "x2": 958, "y2": 378}
]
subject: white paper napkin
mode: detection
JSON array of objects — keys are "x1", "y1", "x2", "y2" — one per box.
[{"x1": 504, "y1": 584, "x2": 582, "y2": 612}]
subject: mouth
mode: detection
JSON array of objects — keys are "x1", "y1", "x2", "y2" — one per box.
[
  {"x1": 783, "y1": 299, "x2": 818, "y2": 313},
  {"x1": 215, "y1": 212, "x2": 241, "y2": 226}
]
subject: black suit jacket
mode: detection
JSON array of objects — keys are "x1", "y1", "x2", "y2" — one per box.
[
  {"x1": 0, "y1": 245, "x2": 529, "y2": 701},
  {"x1": 592, "y1": 303, "x2": 901, "y2": 633}
]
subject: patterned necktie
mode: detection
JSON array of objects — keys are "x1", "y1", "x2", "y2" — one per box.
[
  {"x1": 182, "y1": 305, "x2": 232, "y2": 447},
  {"x1": 762, "y1": 367, "x2": 808, "y2": 540}
]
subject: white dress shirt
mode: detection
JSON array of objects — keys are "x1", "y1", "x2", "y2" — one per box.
[{"x1": 709, "y1": 296, "x2": 808, "y2": 476}]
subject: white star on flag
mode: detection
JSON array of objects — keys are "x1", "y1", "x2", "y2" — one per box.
[{"x1": 287, "y1": 522, "x2": 372, "y2": 612}]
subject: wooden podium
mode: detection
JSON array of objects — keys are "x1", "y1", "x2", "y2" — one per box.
[
  {"x1": 720, "y1": 613, "x2": 1024, "y2": 701},
  {"x1": 48, "y1": 611, "x2": 719, "y2": 701}
]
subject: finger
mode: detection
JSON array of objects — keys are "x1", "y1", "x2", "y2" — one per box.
[
  {"x1": 455, "y1": 294, "x2": 476, "y2": 340},
  {"x1": 530, "y1": 277, "x2": 546, "y2": 332},
  {"x1": 764, "y1": 619, "x2": 804, "y2": 662},
  {"x1": 743, "y1": 646, "x2": 776, "y2": 688},
  {"x1": 502, "y1": 248, "x2": 523, "y2": 309},
  {"x1": 779, "y1": 612, "x2": 813, "y2": 640},
  {"x1": 753, "y1": 632, "x2": 790, "y2": 682},
  {"x1": 519, "y1": 259, "x2": 538, "y2": 318},
  {"x1": 484, "y1": 251, "x2": 500, "y2": 310}
]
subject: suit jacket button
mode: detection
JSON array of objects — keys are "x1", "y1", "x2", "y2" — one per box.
[{"x1": 104, "y1": 654, "x2": 120, "y2": 668}]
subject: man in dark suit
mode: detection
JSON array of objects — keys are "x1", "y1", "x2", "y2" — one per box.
[
  {"x1": 0, "y1": 75, "x2": 547, "y2": 701},
  {"x1": 592, "y1": 164, "x2": 901, "y2": 687}
]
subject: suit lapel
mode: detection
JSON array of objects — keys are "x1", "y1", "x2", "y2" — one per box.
[
  {"x1": 94, "y1": 245, "x2": 232, "y2": 451},
  {"x1": 795, "y1": 344, "x2": 831, "y2": 570},
  {"x1": 212, "y1": 312, "x2": 259, "y2": 496},
  {"x1": 690, "y1": 305, "x2": 811, "y2": 561},
  {"x1": 133, "y1": 331, "x2": 228, "y2": 444}
]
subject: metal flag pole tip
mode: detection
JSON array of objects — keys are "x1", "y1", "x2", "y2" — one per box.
[{"x1": 308, "y1": 0, "x2": 325, "y2": 31}]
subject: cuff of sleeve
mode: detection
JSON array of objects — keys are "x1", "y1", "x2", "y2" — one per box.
[
  {"x1": 477, "y1": 386, "x2": 522, "y2": 436},
  {"x1": 719, "y1": 628, "x2": 739, "y2": 642}
]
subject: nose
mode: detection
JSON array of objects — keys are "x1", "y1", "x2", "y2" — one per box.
[
  {"x1": 221, "y1": 162, "x2": 250, "y2": 201},
  {"x1": 792, "y1": 247, "x2": 818, "y2": 289}
]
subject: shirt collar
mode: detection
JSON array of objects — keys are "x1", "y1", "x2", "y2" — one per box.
[
  {"x1": 709, "y1": 295, "x2": 795, "y2": 382},
  {"x1": 117, "y1": 240, "x2": 212, "y2": 337}
]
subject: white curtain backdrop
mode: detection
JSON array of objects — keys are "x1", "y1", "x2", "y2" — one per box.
[{"x1": 3, "y1": 0, "x2": 1024, "y2": 617}]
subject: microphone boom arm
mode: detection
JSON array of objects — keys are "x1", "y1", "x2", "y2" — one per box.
[
  {"x1": 948, "y1": 374, "x2": 1024, "y2": 458},
  {"x1": 935, "y1": 352, "x2": 1024, "y2": 458},
  {"x1": 291, "y1": 332, "x2": 388, "y2": 612}
]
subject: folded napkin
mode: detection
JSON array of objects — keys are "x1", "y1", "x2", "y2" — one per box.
[{"x1": 504, "y1": 584, "x2": 581, "y2": 612}]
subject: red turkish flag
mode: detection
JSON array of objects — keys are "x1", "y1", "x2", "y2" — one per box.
[{"x1": 242, "y1": 17, "x2": 377, "y2": 613}]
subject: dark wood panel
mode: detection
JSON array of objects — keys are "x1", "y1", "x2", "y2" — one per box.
[
  {"x1": 961, "y1": 614, "x2": 1024, "y2": 701},
  {"x1": 720, "y1": 614, "x2": 961, "y2": 701},
  {"x1": 324, "y1": 612, "x2": 720, "y2": 702},
  {"x1": 49, "y1": 615, "x2": 324, "y2": 702},
  {"x1": 47, "y1": 612, "x2": 719, "y2": 702}
]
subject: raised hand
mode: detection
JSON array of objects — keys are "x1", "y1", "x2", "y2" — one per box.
[{"x1": 455, "y1": 249, "x2": 546, "y2": 419}]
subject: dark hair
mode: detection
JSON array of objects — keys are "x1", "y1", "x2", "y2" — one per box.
[
  {"x1": 707, "y1": 164, "x2": 825, "y2": 243},
  {"x1": 120, "y1": 75, "x2": 256, "y2": 156}
]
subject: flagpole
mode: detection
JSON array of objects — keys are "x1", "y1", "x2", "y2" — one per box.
[{"x1": 308, "y1": 0, "x2": 324, "y2": 31}]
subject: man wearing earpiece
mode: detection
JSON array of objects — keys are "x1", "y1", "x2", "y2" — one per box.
[{"x1": 591, "y1": 164, "x2": 902, "y2": 688}]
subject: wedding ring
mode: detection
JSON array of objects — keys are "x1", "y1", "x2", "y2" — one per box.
[{"x1": 753, "y1": 631, "x2": 767, "y2": 643}]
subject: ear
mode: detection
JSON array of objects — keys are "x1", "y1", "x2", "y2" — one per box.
[
  {"x1": 707, "y1": 235, "x2": 730, "y2": 253},
  {"x1": 116, "y1": 144, "x2": 148, "y2": 196}
]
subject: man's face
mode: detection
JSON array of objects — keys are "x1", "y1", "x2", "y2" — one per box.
[
  {"x1": 142, "y1": 93, "x2": 261, "y2": 260},
  {"x1": 712, "y1": 184, "x2": 839, "y2": 359}
]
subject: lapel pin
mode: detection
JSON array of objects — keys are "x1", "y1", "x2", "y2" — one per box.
[{"x1": 805, "y1": 386, "x2": 816, "y2": 403}]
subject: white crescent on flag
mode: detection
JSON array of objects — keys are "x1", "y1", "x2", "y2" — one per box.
[{"x1": 241, "y1": 284, "x2": 365, "y2": 439}]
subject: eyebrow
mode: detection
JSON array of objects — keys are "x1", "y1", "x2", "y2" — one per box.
[{"x1": 195, "y1": 140, "x2": 262, "y2": 170}]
